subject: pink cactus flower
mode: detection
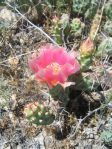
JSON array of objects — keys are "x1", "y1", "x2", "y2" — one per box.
[{"x1": 28, "y1": 44, "x2": 80, "y2": 88}]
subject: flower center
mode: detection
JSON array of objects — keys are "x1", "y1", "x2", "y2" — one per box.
[
  {"x1": 47, "y1": 62, "x2": 61, "y2": 75},
  {"x1": 51, "y1": 62, "x2": 61, "y2": 75},
  {"x1": 51, "y1": 63, "x2": 61, "y2": 75}
]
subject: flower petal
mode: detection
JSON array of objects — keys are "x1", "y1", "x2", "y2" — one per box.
[
  {"x1": 52, "y1": 48, "x2": 68, "y2": 65},
  {"x1": 44, "y1": 65, "x2": 67, "y2": 87},
  {"x1": 62, "y1": 63, "x2": 77, "y2": 76}
]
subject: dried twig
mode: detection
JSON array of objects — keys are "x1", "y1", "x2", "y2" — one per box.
[
  {"x1": 93, "y1": 0, "x2": 107, "y2": 40},
  {"x1": 69, "y1": 105, "x2": 106, "y2": 138},
  {"x1": 69, "y1": 88, "x2": 112, "y2": 138},
  {"x1": 5, "y1": 2, "x2": 59, "y2": 46}
]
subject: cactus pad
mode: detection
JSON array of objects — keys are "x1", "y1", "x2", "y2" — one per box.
[{"x1": 23, "y1": 102, "x2": 55, "y2": 125}]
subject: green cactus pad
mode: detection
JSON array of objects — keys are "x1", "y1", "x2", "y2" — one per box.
[
  {"x1": 71, "y1": 18, "x2": 81, "y2": 32},
  {"x1": 96, "y1": 37, "x2": 112, "y2": 57},
  {"x1": 53, "y1": 23, "x2": 63, "y2": 44},
  {"x1": 50, "y1": 84, "x2": 69, "y2": 107},
  {"x1": 70, "y1": 18, "x2": 85, "y2": 37},
  {"x1": 70, "y1": 73, "x2": 100, "y2": 91},
  {"x1": 104, "y1": 0, "x2": 112, "y2": 21},
  {"x1": 24, "y1": 102, "x2": 55, "y2": 125},
  {"x1": 80, "y1": 56, "x2": 93, "y2": 71},
  {"x1": 72, "y1": 0, "x2": 90, "y2": 14},
  {"x1": 52, "y1": 14, "x2": 70, "y2": 44},
  {"x1": 104, "y1": 20, "x2": 112, "y2": 36}
]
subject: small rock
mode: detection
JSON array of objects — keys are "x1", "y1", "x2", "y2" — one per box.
[
  {"x1": 17, "y1": 145, "x2": 22, "y2": 149},
  {"x1": 95, "y1": 135, "x2": 99, "y2": 140},
  {"x1": 4, "y1": 146, "x2": 11, "y2": 149},
  {"x1": 84, "y1": 144, "x2": 92, "y2": 149},
  {"x1": 0, "y1": 7, "x2": 18, "y2": 28},
  {"x1": 34, "y1": 132, "x2": 45, "y2": 149},
  {"x1": 89, "y1": 133, "x2": 94, "y2": 139}
]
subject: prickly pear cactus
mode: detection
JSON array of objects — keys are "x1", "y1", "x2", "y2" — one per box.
[
  {"x1": 80, "y1": 37, "x2": 95, "y2": 71},
  {"x1": 56, "y1": 0, "x2": 67, "y2": 12},
  {"x1": 80, "y1": 37, "x2": 95, "y2": 56},
  {"x1": 85, "y1": 0, "x2": 99, "y2": 19},
  {"x1": 60, "y1": 13, "x2": 69, "y2": 30},
  {"x1": 52, "y1": 14, "x2": 69, "y2": 44},
  {"x1": 70, "y1": 72, "x2": 100, "y2": 92},
  {"x1": 50, "y1": 84, "x2": 69, "y2": 107},
  {"x1": 52, "y1": 21, "x2": 63, "y2": 44},
  {"x1": 23, "y1": 102, "x2": 55, "y2": 125},
  {"x1": 104, "y1": 20, "x2": 112, "y2": 36},
  {"x1": 89, "y1": 11, "x2": 101, "y2": 40},
  {"x1": 104, "y1": 0, "x2": 112, "y2": 21},
  {"x1": 72, "y1": 0, "x2": 99, "y2": 20},
  {"x1": 96, "y1": 37, "x2": 112, "y2": 57},
  {"x1": 70, "y1": 18, "x2": 85, "y2": 37},
  {"x1": 72, "y1": 0, "x2": 90, "y2": 15}
]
